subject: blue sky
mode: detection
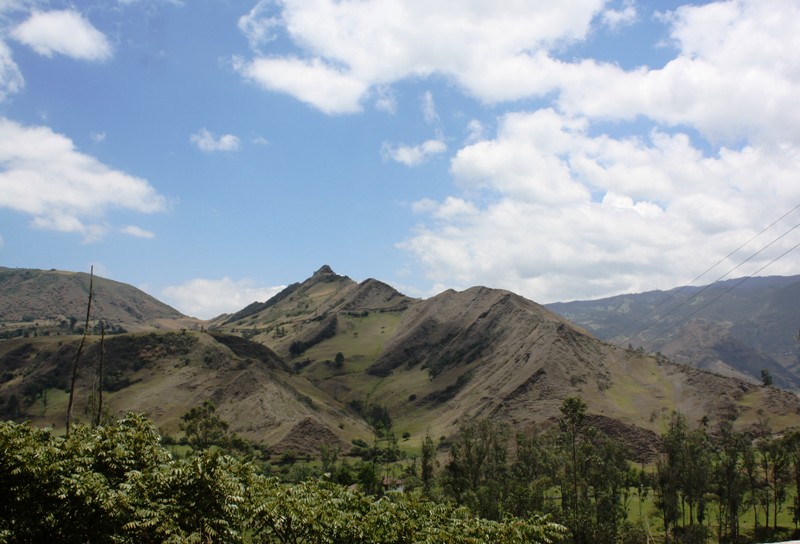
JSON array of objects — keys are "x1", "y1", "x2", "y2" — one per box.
[{"x1": 1, "y1": 0, "x2": 799, "y2": 319}]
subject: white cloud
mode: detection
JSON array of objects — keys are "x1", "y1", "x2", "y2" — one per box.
[
  {"x1": 90, "y1": 131, "x2": 106, "y2": 143},
  {"x1": 0, "y1": 41, "x2": 23, "y2": 101},
  {"x1": 11, "y1": 10, "x2": 112, "y2": 62},
  {"x1": 162, "y1": 277, "x2": 286, "y2": 319},
  {"x1": 601, "y1": 1, "x2": 636, "y2": 30},
  {"x1": 401, "y1": 109, "x2": 800, "y2": 303},
  {"x1": 374, "y1": 85, "x2": 397, "y2": 114},
  {"x1": 0, "y1": 234, "x2": 4, "y2": 249},
  {"x1": 233, "y1": 0, "x2": 800, "y2": 162},
  {"x1": 121, "y1": 225, "x2": 155, "y2": 239},
  {"x1": 238, "y1": 0, "x2": 280, "y2": 49},
  {"x1": 235, "y1": 1, "x2": 605, "y2": 113},
  {"x1": 235, "y1": 56, "x2": 368, "y2": 114},
  {"x1": 381, "y1": 139, "x2": 447, "y2": 167},
  {"x1": 556, "y1": 0, "x2": 800, "y2": 146},
  {"x1": 190, "y1": 128, "x2": 240, "y2": 152},
  {"x1": 0, "y1": 118, "x2": 167, "y2": 242}
]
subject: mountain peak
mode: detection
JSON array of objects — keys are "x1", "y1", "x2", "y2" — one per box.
[{"x1": 313, "y1": 264, "x2": 335, "y2": 277}]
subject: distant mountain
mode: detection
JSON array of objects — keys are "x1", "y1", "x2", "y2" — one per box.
[
  {"x1": 547, "y1": 275, "x2": 800, "y2": 389},
  {"x1": 2, "y1": 265, "x2": 799, "y2": 459},
  {"x1": 0, "y1": 267, "x2": 197, "y2": 334}
]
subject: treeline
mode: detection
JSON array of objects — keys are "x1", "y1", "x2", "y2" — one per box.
[
  {"x1": 409, "y1": 399, "x2": 800, "y2": 544},
  {"x1": 421, "y1": 398, "x2": 639, "y2": 544},
  {"x1": 0, "y1": 414, "x2": 565, "y2": 543}
]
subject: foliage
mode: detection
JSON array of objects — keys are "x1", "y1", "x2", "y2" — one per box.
[{"x1": 0, "y1": 415, "x2": 565, "y2": 543}]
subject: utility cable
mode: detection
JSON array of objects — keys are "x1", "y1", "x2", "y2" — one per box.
[
  {"x1": 649, "y1": 238, "x2": 800, "y2": 339},
  {"x1": 617, "y1": 205, "x2": 800, "y2": 344},
  {"x1": 618, "y1": 202, "x2": 800, "y2": 340}
]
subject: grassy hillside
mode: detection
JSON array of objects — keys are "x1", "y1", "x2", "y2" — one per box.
[
  {"x1": 3, "y1": 265, "x2": 799, "y2": 458},
  {"x1": 212, "y1": 267, "x2": 800, "y2": 454},
  {"x1": 0, "y1": 331, "x2": 373, "y2": 452},
  {"x1": 0, "y1": 267, "x2": 200, "y2": 336}
]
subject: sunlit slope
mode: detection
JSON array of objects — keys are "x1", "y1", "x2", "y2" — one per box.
[
  {"x1": 0, "y1": 267, "x2": 198, "y2": 332},
  {"x1": 0, "y1": 331, "x2": 372, "y2": 450},
  {"x1": 217, "y1": 268, "x2": 800, "y2": 454}
]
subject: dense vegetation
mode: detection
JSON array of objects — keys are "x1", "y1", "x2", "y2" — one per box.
[
  {"x1": 422, "y1": 400, "x2": 800, "y2": 544},
  {"x1": 0, "y1": 413, "x2": 564, "y2": 543}
]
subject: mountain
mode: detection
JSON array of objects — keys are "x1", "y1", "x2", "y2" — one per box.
[
  {"x1": 0, "y1": 267, "x2": 199, "y2": 335},
  {"x1": 2, "y1": 265, "x2": 799, "y2": 460},
  {"x1": 547, "y1": 275, "x2": 800, "y2": 389},
  {"x1": 0, "y1": 331, "x2": 372, "y2": 451},
  {"x1": 210, "y1": 266, "x2": 800, "y2": 456}
]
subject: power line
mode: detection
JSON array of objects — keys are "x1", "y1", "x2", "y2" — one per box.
[
  {"x1": 617, "y1": 204, "x2": 800, "y2": 344},
  {"x1": 650, "y1": 238, "x2": 800, "y2": 339}
]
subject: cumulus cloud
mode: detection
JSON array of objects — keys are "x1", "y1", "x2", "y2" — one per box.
[
  {"x1": 0, "y1": 118, "x2": 167, "y2": 242},
  {"x1": 11, "y1": 10, "x2": 113, "y2": 62},
  {"x1": 162, "y1": 277, "x2": 285, "y2": 319},
  {"x1": 235, "y1": 1, "x2": 604, "y2": 114},
  {"x1": 234, "y1": 0, "x2": 800, "y2": 155},
  {"x1": 235, "y1": 56, "x2": 368, "y2": 114},
  {"x1": 601, "y1": 1, "x2": 637, "y2": 30},
  {"x1": 381, "y1": 139, "x2": 447, "y2": 167},
  {"x1": 190, "y1": 128, "x2": 240, "y2": 152},
  {"x1": 229, "y1": 0, "x2": 800, "y2": 300},
  {"x1": 556, "y1": 0, "x2": 800, "y2": 146},
  {"x1": 121, "y1": 225, "x2": 155, "y2": 239},
  {"x1": 401, "y1": 109, "x2": 800, "y2": 303}
]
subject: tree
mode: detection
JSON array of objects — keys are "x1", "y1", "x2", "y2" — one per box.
[
  {"x1": 761, "y1": 368, "x2": 774, "y2": 387},
  {"x1": 180, "y1": 400, "x2": 229, "y2": 450},
  {"x1": 421, "y1": 432, "x2": 438, "y2": 497},
  {"x1": 558, "y1": 397, "x2": 593, "y2": 544},
  {"x1": 712, "y1": 416, "x2": 748, "y2": 542},
  {"x1": 444, "y1": 419, "x2": 510, "y2": 520}
]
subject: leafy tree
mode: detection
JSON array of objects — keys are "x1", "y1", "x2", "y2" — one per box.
[
  {"x1": 421, "y1": 432, "x2": 438, "y2": 497},
  {"x1": 508, "y1": 427, "x2": 556, "y2": 518},
  {"x1": 0, "y1": 415, "x2": 567, "y2": 543},
  {"x1": 712, "y1": 416, "x2": 748, "y2": 543},
  {"x1": 761, "y1": 368, "x2": 774, "y2": 387},
  {"x1": 181, "y1": 400, "x2": 230, "y2": 450},
  {"x1": 444, "y1": 419, "x2": 511, "y2": 520}
]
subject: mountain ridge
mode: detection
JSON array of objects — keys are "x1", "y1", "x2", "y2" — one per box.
[{"x1": 1, "y1": 265, "x2": 799, "y2": 458}]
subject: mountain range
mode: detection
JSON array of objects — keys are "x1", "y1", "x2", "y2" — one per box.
[
  {"x1": 548, "y1": 275, "x2": 800, "y2": 389},
  {"x1": 1, "y1": 265, "x2": 798, "y2": 458}
]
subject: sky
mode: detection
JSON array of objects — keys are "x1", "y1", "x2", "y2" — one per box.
[{"x1": 1, "y1": 0, "x2": 800, "y2": 319}]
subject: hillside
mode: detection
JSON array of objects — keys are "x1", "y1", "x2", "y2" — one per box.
[
  {"x1": 0, "y1": 267, "x2": 199, "y2": 335},
  {"x1": 0, "y1": 331, "x2": 372, "y2": 451},
  {"x1": 547, "y1": 275, "x2": 800, "y2": 390},
  {"x1": 211, "y1": 266, "x2": 800, "y2": 456},
  {"x1": 2, "y1": 265, "x2": 800, "y2": 459}
]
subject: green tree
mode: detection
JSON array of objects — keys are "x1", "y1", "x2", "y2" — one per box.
[
  {"x1": 181, "y1": 400, "x2": 230, "y2": 450},
  {"x1": 444, "y1": 419, "x2": 511, "y2": 520},
  {"x1": 421, "y1": 432, "x2": 438, "y2": 498}
]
